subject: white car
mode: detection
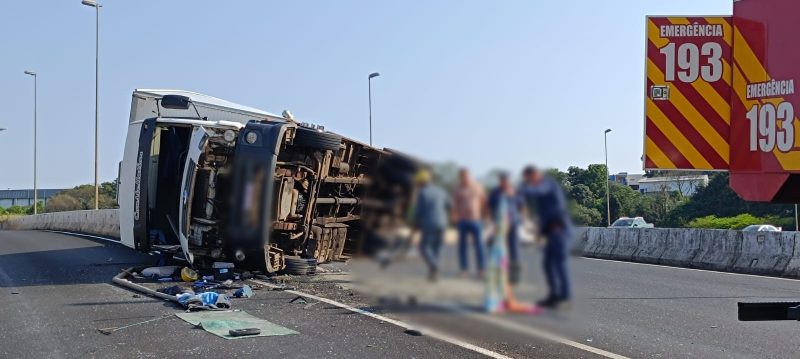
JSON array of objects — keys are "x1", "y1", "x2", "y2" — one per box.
[
  {"x1": 742, "y1": 224, "x2": 782, "y2": 232},
  {"x1": 610, "y1": 217, "x2": 654, "y2": 228}
]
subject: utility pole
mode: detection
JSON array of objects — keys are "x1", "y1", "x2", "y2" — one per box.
[
  {"x1": 24, "y1": 71, "x2": 38, "y2": 214},
  {"x1": 82, "y1": 0, "x2": 101, "y2": 210},
  {"x1": 604, "y1": 129, "x2": 612, "y2": 226},
  {"x1": 368, "y1": 72, "x2": 380, "y2": 146}
]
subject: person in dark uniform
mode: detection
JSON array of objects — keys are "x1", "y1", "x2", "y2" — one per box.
[{"x1": 520, "y1": 165, "x2": 573, "y2": 308}]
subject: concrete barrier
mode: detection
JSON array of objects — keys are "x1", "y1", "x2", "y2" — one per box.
[
  {"x1": 732, "y1": 231, "x2": 794, "y2": 275},
  {"x1": 0, "y1": 209, "x2": 120, "y2": 238},
  {"x1": 3, "y1": 210, "x2": 800, "y2": 279},
  {"x1": 658, "y1": 228, "x2": 702, "y2": 267},
  {"x1": 571, "y1": 227, "x2": 800, "y2": 279},
  {"x1": 781, "y1": 232, "x2": 800, "y2": 277},
  {"x1": 631, "y1": 228, "x2": 670, "y2": 264},
  {"x1": 608, "y1": 228, "x2": 639, "y2": 261},
  {"x1": 690, "y1": 229, "x2": 740, "y2": 272}
]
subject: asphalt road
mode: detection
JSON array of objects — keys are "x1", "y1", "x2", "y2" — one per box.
[
  {"x1": 347, "y1": 243, "x2": 800, "y2": 359},
  {"x1": 2, "y1": 230, "x2": 800, "y2": 358},
  {"x1": 0, "y1": 230, "x2": 479, "y2": 358}
]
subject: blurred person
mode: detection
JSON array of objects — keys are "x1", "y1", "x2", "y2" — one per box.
[
  {"x1": 484, "y1": 187, "x2": 541, "y2": 314},
  {"x1": 520, "y1": 165, "x2": 573, "y2": 308},
  {"x1": 452, "y1": 168, "x2": 487, "y2": 278},
  {"x1": 489, "y1": 172, "x2": 525, "y2": 284},
  {"x1": 412, "y1": 169, "x2": 451, "y2": 282}
]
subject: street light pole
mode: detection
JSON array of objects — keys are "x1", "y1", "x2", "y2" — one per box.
[
  {"x1": 368, "y1": 72, "x2": 380, "y2": 146},
  {"x1": 82, "y1": 0, "x2": 101, "y2": 210},
  {"x1": 24, "y1": 70, "x2": 37, "y2": 214},
  {"x1": 604, "y1": 128, "x2": 612, "y2": 226}
]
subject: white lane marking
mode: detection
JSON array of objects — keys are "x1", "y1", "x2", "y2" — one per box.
[
  {"x1": 442, "y1": 304, "x2": 630, "y2": 359},
  {"x1": 250, "y1": 279, "x2": 513, "y2": 359},
  {"x1": 582, "y1": 257, "x2": 800, "y2": 283},
  {"x1": 43, "y1": 230, "x2": 122, "y2": 244}
]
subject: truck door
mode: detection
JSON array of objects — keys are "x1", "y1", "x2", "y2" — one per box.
[
  {"x1": 132, "y1": 118, "x2": 158, "y2": 252},
  {"x1": 178, "y1": 126, "x2": 209, "y2": 263}
]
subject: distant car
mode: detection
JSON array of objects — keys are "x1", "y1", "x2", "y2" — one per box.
[
  {"x1": 742, "y1": 224, "x2": 782, "y2": 232},
  {"x1": 610, "y1": 217, "x2": 654, "y2": 228}
]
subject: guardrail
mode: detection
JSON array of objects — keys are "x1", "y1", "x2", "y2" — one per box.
[{"x1": 573, "y1": 227, "x2": 800, "y2": 278}]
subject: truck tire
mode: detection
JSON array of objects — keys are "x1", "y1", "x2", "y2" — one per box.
[
  {"x1": 282, "y1": 256, "x2": 317, "y2": 275},
  {"x1": 294, "y1": 127, "x2": 342, "y2": 152}
]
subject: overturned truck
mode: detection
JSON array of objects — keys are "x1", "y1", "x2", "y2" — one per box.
[{"x1": 119, "y1": 90, "x2": 416, "y2": 273}]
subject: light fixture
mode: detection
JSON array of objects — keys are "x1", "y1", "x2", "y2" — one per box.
[
  {"x1": 223, "y1": 129, "x2": 236, "y2": 143},
  {"x1": 245, "y1": 131, "x2": 258, "y2": 144}
]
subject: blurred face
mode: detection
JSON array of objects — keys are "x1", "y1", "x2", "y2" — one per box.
[
  {"x1": 499, "y1": 176, "x2": 511, "y2": 191},
  {"x1": 459, "y1": 169, "x2": 470, "y2": 185},
  {"x1": 524, "y1": 169, "x2": 542, "y2": 184}
]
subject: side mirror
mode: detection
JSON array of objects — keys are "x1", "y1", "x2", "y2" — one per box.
[{"x1": 160, "y1": 95, "x2": 191, "y2": 110}]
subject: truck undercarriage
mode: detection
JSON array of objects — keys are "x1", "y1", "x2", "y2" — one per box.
[{"x1": 123, "y1": 91, "x2": 417, "y2": 274}]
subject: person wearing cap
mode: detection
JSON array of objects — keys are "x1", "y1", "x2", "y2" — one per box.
[
  {"x1": 520, "y1": 165, "x2": 573, "y2": 308},
  {"x1": 412, "y1": 169, "x2": 451, "y2": 282},
  {"x1": 452, "y1": 168, "x2": 487, "y2": 278}
]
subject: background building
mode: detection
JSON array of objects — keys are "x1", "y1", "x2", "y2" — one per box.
[
  {"x1": 610, "y1": 172, "x2": 644, "y2": 191},
  {"x1": 637, "y1": 175, "x2": 709, "y2": 197},
  {"x1": 0, "y1": 189, "x2": 64, "y2": 208}
]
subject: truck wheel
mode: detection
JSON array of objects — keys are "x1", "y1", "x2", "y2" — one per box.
[
  {"x1": 282, "y1": 256, "x2": 317, "y2": 275},
  {"x1": 294, "y1": 127, "x2": 342, "y2": 152}
]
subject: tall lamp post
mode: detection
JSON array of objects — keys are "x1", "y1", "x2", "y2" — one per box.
[
  {"x1": 24, "y1": 70, "x2": 38, "y2": 214},
  {"x1": 82, "y1": 0, "x2": 101, "y2": 210},
  {"x1": 604, "y1": 128, "x2": 612, "y2": 226},
  {"x1": 368, "y1": 72, "x2": 380, "y2": 146}
]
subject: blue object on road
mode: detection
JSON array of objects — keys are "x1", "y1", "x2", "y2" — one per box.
[{"x1": 234, "y1": 285, "x2": 254, "y2": 298}]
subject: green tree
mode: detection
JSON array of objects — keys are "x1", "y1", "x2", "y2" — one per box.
[
  {"x1": 609, "y1": 182, "x2": 641, "y2": 220},
  {"x1": 665, "y1": 172, "x2": 793, "y2": 227},
  {"x1": 42, "y1": 182, "x2": 119, "y2": 213}
]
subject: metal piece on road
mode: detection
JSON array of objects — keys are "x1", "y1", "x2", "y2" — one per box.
[
  {"x1": 112, "y1": 267, "x2": 180, "y2": 303},
  {"x1": 97, "y1": 313, "x2": 173, "y2": 335}
]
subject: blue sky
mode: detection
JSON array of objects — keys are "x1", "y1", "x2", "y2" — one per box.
[{"x1": 0, "y1": 0, "x2": 732, "y2": 189}]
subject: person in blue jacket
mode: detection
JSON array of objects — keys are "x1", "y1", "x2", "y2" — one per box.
[
  {"x1": 520, "y1": 165, "x2": 573, "y2": 308},
  {"x1": 412, "y1": 169, "x2": 451, "y2": 282}
]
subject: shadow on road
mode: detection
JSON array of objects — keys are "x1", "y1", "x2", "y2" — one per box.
[{"x1": 0, "y1": 230, "x2": 155, "y2": 287}]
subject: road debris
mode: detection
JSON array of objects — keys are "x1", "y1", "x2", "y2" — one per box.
[
  {"x1": 181, "y1": 267, "x2": 199, "y2": 282},
  {"x1": 176, "y1": 311, "x2": 297, "y2": 339},
  {"x1": 290, "y1": 295, "x2": 308, "y2": 304},
  {"x1": 97, "y1": 313, "x2": 174, "y2": 335},
  {"x1": 404, "y1": 328, "x2": 423, "y2": 336}
]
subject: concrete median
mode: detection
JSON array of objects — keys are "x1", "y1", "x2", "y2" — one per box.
[
  {"x1": 732, "y1": 231, "x2": 794, "y2": 275},
  {"x1": 689, "y1": 229, "x2": 740, "y2": 271},
  {"x1": 572, "y1": 227, "x2": 800, "y2": 279},
  {"x1": 4, "y1": 210, "x2": 800, "y2": 279},
  {"x1": 0, "y1": 209, "x2": 120, "y2": 238}
]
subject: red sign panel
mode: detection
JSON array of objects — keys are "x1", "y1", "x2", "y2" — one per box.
[
  {"x1": 643, "y1": 17, "x2": 732, "y2": 171},
  {"x1": 729, "y1": 0, "x2": 800, "y2": 201}
]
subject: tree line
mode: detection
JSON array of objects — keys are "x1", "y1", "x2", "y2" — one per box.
[
  {"x1": 0, "y1": 181, "x2": 118, "y2": 216},
  {"x1": 3, "y1": 168, "x2": 794, "y2": 230}
]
